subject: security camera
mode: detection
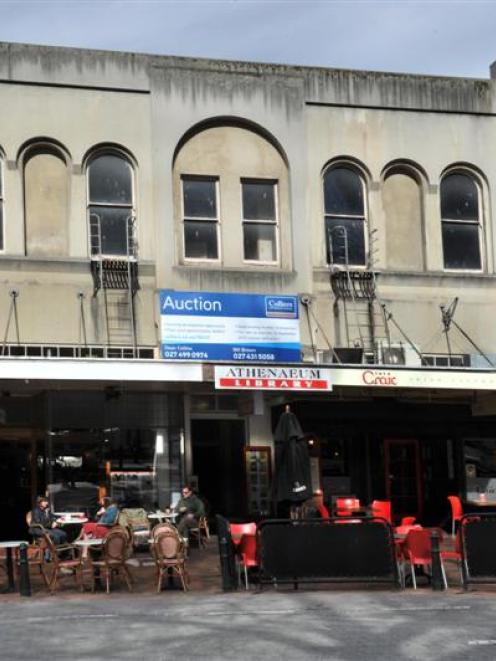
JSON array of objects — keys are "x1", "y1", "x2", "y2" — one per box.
[{"x1": 299, "y1": 294, "x2": 312, "y2": 306}]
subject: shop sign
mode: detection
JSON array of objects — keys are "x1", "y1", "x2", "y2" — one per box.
[
  {"x1": 215, "y1": 366, "x2": 333, "y2": 391},
  {"x1": 361, "y1": 370, "x2": 398, "y2": 386},
  {"x1": 160, "y1": 290, "x2": 300, "y2": 362},
  {"x1": 326, "y1": 367, "x2": 496, "y2": 391}
]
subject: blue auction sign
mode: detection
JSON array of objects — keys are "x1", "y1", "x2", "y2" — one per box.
[{"x1": 159, "y1": 290, "x2": 300, "y2": 362}]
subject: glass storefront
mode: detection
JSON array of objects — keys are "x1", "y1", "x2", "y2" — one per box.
[{"x1": 0, "y1": 389, "x2": 186, "y2": 539}]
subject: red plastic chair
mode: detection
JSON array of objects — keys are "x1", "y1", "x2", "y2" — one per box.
[
  {"x1": 401, "y1": 528, "x2": 447, "y2": 589},
  {"x1": 447, "y1": 496, "x2": 463, "y2": 537},
  {"x1": 229, "y1": 522, "x2": 257, "y2": 546},
  {"x1": 318, "y1": 504, "x2": 330, "y2": 519},
  {"x1": 239, "y1": 533, "x2": 258, "y2": 590},
  {"x1": 371, "y1": 500, "x2": 392, "y2": 524},
  {"x1": 440, "y1": 529, "x2": 463, "y2": 587},
  {"x1": 229, "y1": 522, "x2": 256, "y2": 586},
  {"x1": 335, "y1": 498, "x2": 360, "y2": 517}
]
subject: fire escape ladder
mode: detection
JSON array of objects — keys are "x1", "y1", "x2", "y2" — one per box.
[
  {"x1": 328, "y1": 226, "x2": 387, "y2": 357},
  {"x1": 90, "y1": 214, "x2": 139, "y2": 356}
]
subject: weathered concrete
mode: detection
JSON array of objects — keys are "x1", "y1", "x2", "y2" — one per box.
[{"x1": 1, "y1": 589, "x2": 496, "y2": 660}]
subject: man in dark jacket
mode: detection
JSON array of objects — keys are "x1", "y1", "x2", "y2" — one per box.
[
  {"x1": 173, "y1": 485, "x2": 205, "y2": 540},
  {"x1": 30, "y1": 496, "x2": 68, "y2": 545}
]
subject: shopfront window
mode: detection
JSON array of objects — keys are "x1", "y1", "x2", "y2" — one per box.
[
  {"x1": 464, "y1": 439, "x2": 496, "y2": 499},
  {"x1": 40, "y1": 392, "x2": 184, "y2": 515}
]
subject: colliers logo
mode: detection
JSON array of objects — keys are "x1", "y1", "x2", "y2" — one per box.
[
  {"x1": 265, "y1": 296, "x2": 297, "y2": 318},
  {"x1": 362, "y1": 370, "x2": 398, "y2": 386}
]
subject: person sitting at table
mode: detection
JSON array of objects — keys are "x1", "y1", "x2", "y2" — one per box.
[
  {"x1": 301, "y1": 490, "x2": 330, "y2": 519},
  {"x1": 29, "y1": 495, "x2": 68, "y2": 545},
  {"x1": 172, "y1": 485, "x2": 205, "y2": 540},
  {"x1": 80, "y1": 497, "x2": 119, "y2": 540}
]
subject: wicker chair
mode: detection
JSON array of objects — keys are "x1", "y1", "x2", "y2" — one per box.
[
  {"x1": 151, "y1": 522, "x2": 177, "y2": 540},
  {"x1": 40, "y1": 533, "x2": 83, "y2": 593},
  {"x1": 21, "y1": 512, "x2": 47, "y2": 583},
  {"x1": 89, "y1": 527, "x2": 133, "y2": 594},
  {"x1": 151, "y1": 528, "x2": 189, "y2": 592},
  {"x1": 189, "y1": 516, "x2": 209, "y2": 549}
]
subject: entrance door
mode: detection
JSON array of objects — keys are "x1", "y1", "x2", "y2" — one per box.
[
  {"x1": 191, "y1": 419, "x2": 246, "y2": 519},
  {"x1": 0, "y1": 440, "x2": 35, "y2": 541},
  {"x1": 384, "y1": 439, "x2": 422, "y2": 522}
]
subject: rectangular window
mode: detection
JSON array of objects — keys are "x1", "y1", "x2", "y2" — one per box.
[
  {"x1": 89, "y1": 207, "x2": 133, "y2": 256},
  {"x1": 182, "y1": 176, "x2": 219, "y2": 260},
  {"x1": 242, "y1": 180, "x2": 278, "y2": 263},
  {"x1": 442, "y1": 221, "x2": 481, "y2": 270},
  {"x1": 325, "y1": 216, "x2": 366, "y2": 266}
]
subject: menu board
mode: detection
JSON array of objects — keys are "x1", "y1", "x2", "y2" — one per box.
[{"x1": 245, "y1": 447, "x2": 271, "y2": 517}]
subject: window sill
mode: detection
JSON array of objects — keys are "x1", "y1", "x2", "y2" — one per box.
[
  {"x1": 312, "y1": 266, "x2": 496, "y2": 280},
  {"x1": 174, "y1": 263, "x2": 295, "y2": 275}
]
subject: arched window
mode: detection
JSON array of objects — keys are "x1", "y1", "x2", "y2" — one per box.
[
  {"x1": 440, "y1": 172, "x2": 481, "y2": 270},
  {"x1": 173, "y1": 121, "x2": 289, "y2": 269},
  {"x1": 87, "y1": 153, "x2": 134, "y2": 256},
  {"x1": 323, "y1": 166, "x2": 366, "y2": 266}
]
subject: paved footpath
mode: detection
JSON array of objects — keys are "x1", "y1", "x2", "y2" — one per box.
[{"x1": 1, "y1": 589, "x2": 496, "y2": 660}]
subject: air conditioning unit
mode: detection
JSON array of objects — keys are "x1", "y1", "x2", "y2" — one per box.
[
  {"x1": 378, "y1": 343, "x2": 422, "y2": 367},
  {"x1": 317, "y1": 347, "x2": 364, "y2": 364},
  {"x1": 315, "y1": 349, "x2": 334, "y2": 364}
]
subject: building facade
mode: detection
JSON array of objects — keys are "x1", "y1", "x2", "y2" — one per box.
[{"x1": 2, "y1": 42, "x2": 496, "y2": 536}]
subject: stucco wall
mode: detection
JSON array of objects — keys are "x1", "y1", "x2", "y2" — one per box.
[{"x1": 0, "y1": 42, "x2": 496, "y2": 357}]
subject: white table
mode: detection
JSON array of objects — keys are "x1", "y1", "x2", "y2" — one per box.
[
  {"x1": 57, "y1": 517, "x2": 88, "y2": 526},
  {"x1": 73, "y1": 538, "x2": 103, "y2": 548},
  {"x1": 54, "y1": 512, "x2": 85, "y2": 518},
  {"x1": 148, "y1": 512, "x2": 178, "y2": 523},
  {"x1": 0, "y1": 541, "x2": 29, "y2": 592}
]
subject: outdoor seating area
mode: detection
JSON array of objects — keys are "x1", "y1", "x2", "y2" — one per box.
[
  {"x1": 0, "y1": 506, "x2": 217, "y2": 597},
  {"x1": 218, "y1": 493, "x2": 496, "y2": 594},
  {"x1": 5, "y1": 490, "x2": 496, "y2": 599}
]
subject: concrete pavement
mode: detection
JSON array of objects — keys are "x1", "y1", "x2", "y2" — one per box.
[{"x1": 1, "y1": 588, "x2": 496, "y2": 660}]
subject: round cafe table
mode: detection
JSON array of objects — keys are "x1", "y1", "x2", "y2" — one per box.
[
  {"x1": 73, "y1": 538, "x2": 103, "y2": 548},
  {"x1": 57, "y1": 516, "x2": 89, "y2": 525},
  {"x1": 148, "y1": 512, "x2": 178, "y2": 523},
  {"x1": 0, "y1": 541, "x2": 29, "y2": 593},
  {"x1": 73, "y1": 538, "x2": 104, "y2": 589}
]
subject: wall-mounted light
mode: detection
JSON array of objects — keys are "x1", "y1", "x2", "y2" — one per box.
[{"x1": 155, "y1": 433, "x2": 164, "y2": 455}]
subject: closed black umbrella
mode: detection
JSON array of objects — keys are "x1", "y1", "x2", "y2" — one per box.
[{"x1": 273, "y1": 405, "x2": 312, "y2": 506}]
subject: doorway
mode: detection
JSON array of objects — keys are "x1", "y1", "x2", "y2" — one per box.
[
  {"x1": 191, "y1": 419, "x2": 246, "y2": 520},
  {"x1": 0, "y1": 439, "x2": 37, "y2": 541},
  {"x1": 384, "y1": 439, "x2": 422, "y2": 522}
]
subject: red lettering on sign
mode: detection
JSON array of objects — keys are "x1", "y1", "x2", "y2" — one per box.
[
  {"x1": 218, "y1": 378, "x2": 330, "y2": 390},
  {"x1": 362, "y1": 370, "x2": 397, "y2": 386}
]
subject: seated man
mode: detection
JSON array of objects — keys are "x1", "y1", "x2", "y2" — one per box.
[
  {"x1": 173, "y1": 485, "x2": 205, "y2": 540},
  {"x1": 30, "y1": 495, "x2": 68, "y2": 545}
]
